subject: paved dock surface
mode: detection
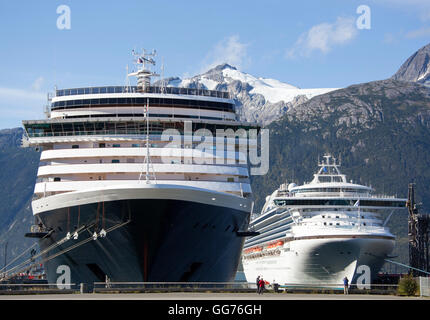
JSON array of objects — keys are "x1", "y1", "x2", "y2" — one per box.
[{"x1": 0, "y1": 292, "x2": 425, "y2": 300}]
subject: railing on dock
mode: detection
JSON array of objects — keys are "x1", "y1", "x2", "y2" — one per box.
[
  {"x1": 0, "y1": 282, "x2": 77, "y2": 294},
  {"x1": 0, "y1": 280, "x2": 406, "y2": 295},
  {"x1": 93, "y1": 281, "x2": 252, "y2": 293},
  {"x1": 92, "y1": 281, "x2": 400, "y2": 294},
  {"x1": 420, "y1": 277, "x2": 430, "y2": 297}
]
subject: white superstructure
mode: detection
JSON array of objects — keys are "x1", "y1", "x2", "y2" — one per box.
[
  {"x1": 21, "y1": 49, "x2": 261, "y2": 284},
  {"x1": 242, "y1": 155, "x2": 406, "y2": 287},
  {"x1": 24, "y1": 49, "x2": 257, "y2": 216}
]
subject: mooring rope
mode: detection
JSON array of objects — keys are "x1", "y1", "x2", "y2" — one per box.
[
  {"x1": 0, "y1": 242, "x2": 39, "y2": 273},
  {"x1": 1, "y1": 219, "x2": 131, "y2": 282}
]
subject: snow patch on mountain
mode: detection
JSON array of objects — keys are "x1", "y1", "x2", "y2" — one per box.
[
  {"x1": 162, "y1": 64, "x2": 339, "y2": 125},
  {"x1": 198, "y1": 78, "x2": 219, "y2": 91}
]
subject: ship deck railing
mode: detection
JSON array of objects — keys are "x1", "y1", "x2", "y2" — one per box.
[
  {"x1": 282, "y1": 193, "x2": 403, "y2": 200},
  {"x1": 24, "y1": 129, "x2": 244, "y2": 138},
  {"x1": 294, "y1": 224, "x2": 392, "y2": 233},
  {"x1": 55, "y1": 86, "x2": 231, "y2": 99},
  {"x1": 23, "y1": 121, "x2": 261, "y2": 139}
]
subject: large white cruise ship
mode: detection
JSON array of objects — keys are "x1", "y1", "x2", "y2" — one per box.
[
  {"x1": 242, "y1": 155, "x2": 406, "y2": 287},
  {"x1": 21, "y1": 50, "x2": 259, "y2": 285}
]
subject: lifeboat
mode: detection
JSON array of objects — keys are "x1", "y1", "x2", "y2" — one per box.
[{"x1": 266, "y1": 240, "x2": 284, "y2": 249}]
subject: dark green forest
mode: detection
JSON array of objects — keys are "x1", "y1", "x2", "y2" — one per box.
[{"x1": 251, "y1": 80, "x2": 430, "y2": 268}]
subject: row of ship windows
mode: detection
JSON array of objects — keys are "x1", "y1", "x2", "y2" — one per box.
[
  {"x1": 70, "y1": 143, "x2": 237, "y2": 148},
  {"x1": 302, "y1": 214, "x2": 381, "y2": 222},
  {"x1": 47, "y1": 157, "x2": 246, "y2": 169},
  {"x1": 66, "y1": 143, "x2": 245, "y2": 153},
  {"x1": 51, "y1": 98, "x2": 234, "y2": 112},
  {"x1": 72, "y1": 143, "x2": 200, "y2": 148},
  {"x1": 274, "y1": 199, "x2": 405, "y2": 208},
  {"x1": 244, "y1": 246, "x2": 379, "y2": 258},
  {"x1": 300, "y1": 208, "x2": 381, "y2": 213},
  {"x1": 299, "y1": 222, "x2": 375, "y2": 227},
  {"x1": 62, "y1": 114, "x2": 232, "y2": 121},
  {"x1": 292, "y1": 188, "x2": 368, "y2": 194},
  {"x1": 314, "y1": 215, "x2": 367, "y2": 219},
  {"x1": 46, "y1": 158, "x2": 245, "y2": 167},
  {"x1": 243, "y1": 250, "x2": 281, "y2": 260},
  {"x1": 55, "y1": 86, "x2": 230, "y2": 99},
  {"x1": 24, "y1": 121, "x2": 257, "y2": 138},
  {"x1": 322, "y1": 222, "x2": 367, "y2": 226},
  {"x1": 51, "y1": 176, "x2": 238, "y2": 182}
]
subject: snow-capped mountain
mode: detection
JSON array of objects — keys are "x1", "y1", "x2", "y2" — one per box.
[{"x1": 159, "y1": 64, "x2": 338, "y2": 125}]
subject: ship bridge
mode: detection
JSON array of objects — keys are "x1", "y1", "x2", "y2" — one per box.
[{"x1": 289, "y1": 155, "x2": 372, "y2": 198}]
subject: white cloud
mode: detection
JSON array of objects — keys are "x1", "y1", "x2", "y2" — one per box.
[
  {"x1": 200, "y1": 35, "x2": 250, "y2": 72},
  {"x1": 286, "y1": 17, "x2": 358, "y2": 58},
  {"x1": 383, "y1": 33, "x2": 396, "y2": 44},
  {"x1": 406, "y1": 27, "x2": 430, "y2": 39},
  {"x1": 31, "y1": 76, "x2": 45, "y2": 91},
  {"x1": 372, "y1": 1, "x2": 430, "y2": 39},
  {"x1": 0, "y1": 75, "x2": 50, "y2": 128},
  {"x1": 0, "y1": 87, "x2": 45, "y2": 101},
  {"x1": 0, "y1": 87, "x2": 46, "y2": 128}
]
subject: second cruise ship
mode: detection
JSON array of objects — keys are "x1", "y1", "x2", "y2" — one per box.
[
  {"x1": 21, "y1": 50, "x2": 259, "y2": 284},
  {"x1": 242, "y1": 155, "x2": 406, "y2": 287}
]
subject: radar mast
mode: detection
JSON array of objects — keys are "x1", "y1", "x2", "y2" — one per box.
[{"x1": 128, "y1": 48, "x2": 159, "y2": 92}]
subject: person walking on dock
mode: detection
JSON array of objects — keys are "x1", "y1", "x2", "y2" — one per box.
[
  {"x1": 258, "y1": 278, "x2": 265, "y2": 295},
  {"x1": 256, "y1": 275, "x2": 260, "y2": 293},
  {"x1": 343, "y1": 276, "x2": 349, "y2": 295},
  {"x1": 105, "y1": 275, "x2": 111, "y2": 289}
]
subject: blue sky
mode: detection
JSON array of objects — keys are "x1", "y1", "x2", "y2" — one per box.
[{"x1": 0, "y1": 0, "x2": 429, "y2": 128}]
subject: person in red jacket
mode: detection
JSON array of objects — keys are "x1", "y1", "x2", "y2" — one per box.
[{"x1": 258, "y1": 278, "x2": 266, "y2": 294}]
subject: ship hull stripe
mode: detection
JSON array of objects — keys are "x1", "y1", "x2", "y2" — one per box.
[{"x1": 32, "y1": 184, "x2": 252, "y2": 215}]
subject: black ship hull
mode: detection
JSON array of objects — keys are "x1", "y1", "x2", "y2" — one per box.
[{"x1": 37, "y1": 198, "x2": 249, "y2": 285}]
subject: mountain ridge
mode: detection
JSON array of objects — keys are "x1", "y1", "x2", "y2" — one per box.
[
  {"x1": 391, "y1": 43, "x2": 430, "y2": 86},
  {"x1": 157, "y1": 63, "x2": 338, "y2": 125}
]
